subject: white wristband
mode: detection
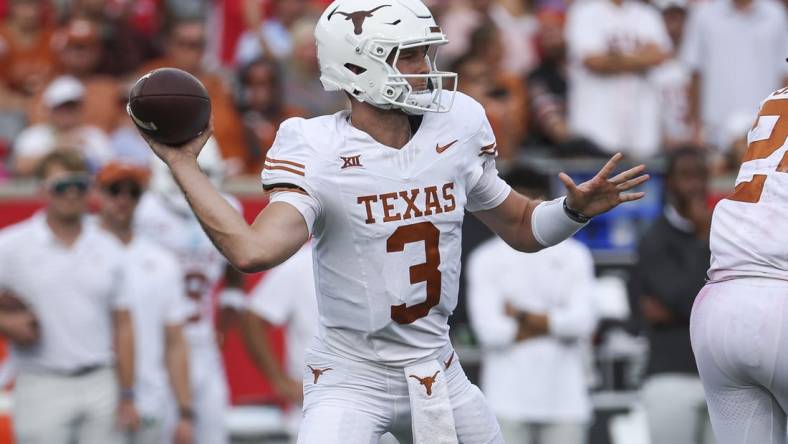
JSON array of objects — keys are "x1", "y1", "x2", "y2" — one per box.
[{"x1": 531, "y1": 197, "x2": 589, "y2": 247}]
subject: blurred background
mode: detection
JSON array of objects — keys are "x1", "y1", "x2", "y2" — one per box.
[{"x1": 0, "y1": 0, "x2": 785, "y2": 443}]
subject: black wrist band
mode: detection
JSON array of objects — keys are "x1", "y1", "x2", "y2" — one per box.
[
  {"x1": 120, "y1": 388, "x2": 135, "y2": 401},
  {"x1": 563, "y1": 198, "x2": 592, "y2": 223},
  {"x1": 179, "y1": 406, "x2": 195, "y2": 420}
]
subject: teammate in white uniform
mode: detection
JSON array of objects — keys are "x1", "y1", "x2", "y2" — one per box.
[
  {"x1": 94, "y1": 162, "x2": 195, "y2": 444},
  {"x1": 691, "y1": 85, "x2": 788, "y2": 444},
  {"x1": 134, "y1": 140, "x2": 242, "y2": 444},
  {"x1": 133, "y1": 1, "x2": 649, "y2": 442}
]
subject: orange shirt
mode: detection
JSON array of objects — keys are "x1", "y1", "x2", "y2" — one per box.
[{"x1": 0, "y1": 24, "x2": 56, "y2": 96}]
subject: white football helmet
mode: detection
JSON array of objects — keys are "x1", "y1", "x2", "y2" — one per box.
[
  {"x1": 149, "y1": 136, "x2": 225, "y2": 217},
  {"x1": 314, "y1": 0, "x2": 457, "y2": 115}
]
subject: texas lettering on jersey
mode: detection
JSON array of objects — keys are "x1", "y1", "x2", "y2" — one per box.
[{"x1": 357, "y1": 183, "x2": 457, "y2": 224}]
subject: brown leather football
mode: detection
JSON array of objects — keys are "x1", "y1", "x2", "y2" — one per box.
[{"x1": 127, "y1": 67, "x2": 212, "y2": 146}]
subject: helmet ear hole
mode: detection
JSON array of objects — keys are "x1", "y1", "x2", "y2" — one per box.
[{"x1": 344, "y1": 63, "x2": 367, "y2": 75}]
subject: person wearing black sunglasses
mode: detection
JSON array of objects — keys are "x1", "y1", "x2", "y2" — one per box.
[
  {"x1": 95, "y1": 162, "x2": 195, "y2": 444},
  {"x1": 0, "y1": 151, "x2": 135, "y2": 444}
]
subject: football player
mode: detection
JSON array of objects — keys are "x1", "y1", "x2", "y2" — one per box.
[
  {"x1": 138, "y1": 1, "x2": 649, "y2": 442},
  {"x1": 134, "y1": 139, "x2": 244, "y2": 444},
  {"x1": 691, "y1": 85, "x2": 788, "y2": 444}
]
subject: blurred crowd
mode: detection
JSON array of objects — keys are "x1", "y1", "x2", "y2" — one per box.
[
  {"x1": 0, "y1": 0, "x2": 785, "y2": 443},
  {"x1": 0, "y1": 0, "x2": 782, "y2": 182}
]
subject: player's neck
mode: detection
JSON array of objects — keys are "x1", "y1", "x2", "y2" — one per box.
[{"x1": 349, "y1": 103, "x2": 414, "y2": 149}]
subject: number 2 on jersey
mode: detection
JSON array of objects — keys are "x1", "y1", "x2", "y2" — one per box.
[
  {"x1": 728, "y1": 98, "x2": 788, "y2": 203},
  {"x1": 386, "y1": 222, "x2": 441, "y2": 324}
]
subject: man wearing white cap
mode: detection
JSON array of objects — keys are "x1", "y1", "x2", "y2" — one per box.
[{"x1": 12, "y1": 75, "x2": 112, "y2": 176}]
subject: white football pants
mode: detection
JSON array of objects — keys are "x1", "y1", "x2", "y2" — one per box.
[
  {"x1": 296, "y1": 341, "x2": 503, "y2": 444},
  {"x1": 691, "y1": 277, "x2": 788, "y2": 444}
]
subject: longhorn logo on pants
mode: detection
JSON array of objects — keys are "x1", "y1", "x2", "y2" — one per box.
[
  {"x1": 308, "y1": 365, "x2": 332, "y2": 384},
  {"x1": 409, "y1": 371, "x2": 440, "y2": 396}
]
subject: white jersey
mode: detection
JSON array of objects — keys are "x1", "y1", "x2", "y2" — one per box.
[
  {"x1": 709, "y1": 87, "x2": 788, "y2": 281},
  {"x1": 134, "y1": 193, "x2": 236, "y2": 359},
  {"x1": 261, "y1": 92, "x2": 511, "y2": 366},
  {"x1": 121, "y1": 236, "x2": 191, "y2": 418}
]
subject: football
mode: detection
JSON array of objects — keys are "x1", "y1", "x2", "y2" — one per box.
[{"x1": 127, "y1": 67, "x2": 212, "y2": 146}]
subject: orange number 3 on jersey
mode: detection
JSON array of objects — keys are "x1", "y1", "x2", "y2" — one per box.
[
  {"x1": 728, "y1": 98, "x2": 788, "y2": 204},
  {"x1": 387, "y1": 222, "x2": 442, "y2": 324}
]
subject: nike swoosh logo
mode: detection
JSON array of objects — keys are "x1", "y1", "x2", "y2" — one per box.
[
  {"x1": 444, "y1": 352, "x2": 454, "y2": 369},
  {"x1": 436, "y1": 139, "x2": 458, "y2": 154}
]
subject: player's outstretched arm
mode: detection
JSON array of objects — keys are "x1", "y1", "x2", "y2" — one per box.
[
  {"x1": 142, "y1": 128, "x2": 309, "y2": 272},
  {"x1": 476, "y1": 153, "x2": 649, "y2": 252}
]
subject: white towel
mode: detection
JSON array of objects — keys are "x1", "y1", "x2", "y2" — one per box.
[{"x1": 404, "y1": 359, "x2": 459, "y2": 444}]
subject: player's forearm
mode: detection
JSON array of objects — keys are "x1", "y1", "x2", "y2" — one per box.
[
  {"x1": 113, "y1": 310, "x2": 135, "y2": 392},
  {"x1": 165, "y1": 325, "x2": 193, "y2": 411},
  {"x1": 475, "y1": 192, "x2": 544, "y2": 253},
  {"x1": 240, "y1": 311, "x2": 288, "y2": 382},
  {"x1": 584, "y1": 52, "x2": 662, "y2": 75},
  {"x1": 168, "y1": 158, "x2": 271, "y2": 271}
]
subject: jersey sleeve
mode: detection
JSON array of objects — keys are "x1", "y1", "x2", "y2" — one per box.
[
  {"x1": 261, "y1": 118, "x2": 323, "y2": 233},
  {"x1": 261, "y1": 118, "x2": 312, "y2": 193},
  {"x1": 466, "y1": 115, "x2": 512, "y2": 213}
]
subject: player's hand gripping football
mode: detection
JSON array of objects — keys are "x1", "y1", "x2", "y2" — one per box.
[
  {"x1": 561, "y1": 153, "x2": 649, "y2": 218},
  {"x1": 139, "y1": 123, "x2": 214, "y2": 168}
]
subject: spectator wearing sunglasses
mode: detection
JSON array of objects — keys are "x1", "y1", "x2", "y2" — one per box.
[
  {"x1": 95, "y1": 162, "x2": 195, "y2": 444},
  {"x1": 0, "y1": 151, "x2": 135, "y2": 444}
]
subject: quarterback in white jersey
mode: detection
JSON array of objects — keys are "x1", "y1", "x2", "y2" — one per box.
[
  {"x1": 134, "y1": 1, "x2": 649, "y2": 442},
  {"x1": 691, "y1": 85, "x2": 788, "y2": 444},
  {"x1": 134, "y1": 140, "x2": 241, "y2": 444}
]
